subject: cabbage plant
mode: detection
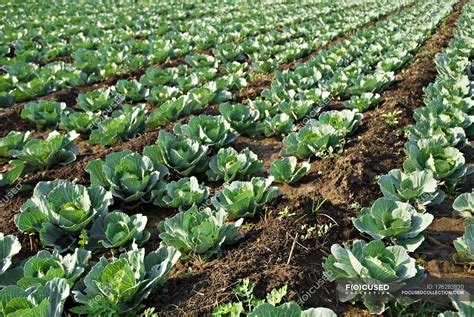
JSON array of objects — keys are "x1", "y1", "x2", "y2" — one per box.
[
  {"x1": 453, "y1": 191, "x2": 474, "y2": 218},
  {"x1": 0, "y1": 131, "x2": 78, "y2": 186},
  {"x1": 176, "y1": 73, "x2": 199, "y2": 91},
  {"x1": 408, "y1": 120, "x2": 467, "y2": 149},
  {"x1": 414, "y1": 104, "x2": 472, "y2": 135},
  {"x1": 214, "y1": 43, "x2": 245, "y2": 62},
  {"x1": 343, "y1": 92, "x2": 380, "y2": 112},
  {"x1": 8, "y1": 131, "x2": 78, "y2": 170},
  {"x1": 318, "y1": 109, "x2": 363, "y2": 137},
  {"x1": 353, "y1": 198, "x2": 434, "y2": 251},
  {"x1": 281, "y1": 122, "x2": 343, "y2": 159},
  {"x1": 0, "y1": 131, "x2": 31, "y2": 157},
  {"x1": 75, "y1": 88, "x2": 116, "y2": 112},
  {"x1": 403, "y1": 137, "x2": 470, "y2": 190},
  {"x1": 349, "y1": 70, "x2": 395, "y2": 95},
  {"x1": 207, "y1": 147, "x2": 263, "y2": 182},
  {"x1": 146, "y1": 96, "x2": 190, "y2": 128},
  {"x1": 59, "y1": 111, "x2": 100, "y2": 133},
  {"x1": 139, "y1": 67, "x2": 178, "y2": 87},
  {"x1": 248, "y1": 99, "x2": 279, "y2": 119},
  {"x1": 143, "y1": 131, "x2": 209, "y2": 176},
  {"x1": 219, "y1": 103, "x2": 260, "y2": 136},
  {"x1": 158, "y1": 206, "x2": 242, "y2": 259},
  {"x1": 278, "y1": 100, "x2": 313, "y2": 120},
  {"x1": 187, "y1": 83, "x2": 219, "y2": 111},
  {"x1": 257, "y1": 113, "x2": 294, "y2": 137},
  {"x1": 146, "y1": 85, "x2": 181, "y2": 106},
  {"x1": 89, "y1": 211, "x2": 150, "y2": 250},
  {"x1": 261, "y1": 83, "x2": 296, "y2": 104},
  {"x1": 410, "y1": 104, "x2": 472, "y2": 147},
  {"x1": 71, "y1": 247, "x2": 180, "y2": 316},
  {"x1": 323, "y1": 239, "x2": 425, "y2": 314},
  {"x1": 424, "y1": 76, "x2": 470, "y2": 102},
  {"x1": 435, "y1": 52, "x2": 471, "y2": 80},
  {"x1": 152, "y1": 176, "x2": 209, "y2": 210},
  {"x1": 11, "y1": 77, "x2": 56, "y2": 101},
  {"x1": 89, "y1": 104, "x2": 147, "y2": 146},
  {"x1": 453, "y1": 218, "x2": 474, "y2": 262},
  {"x1": 15, "y1": 179, "x2": 113, "y2": 249},
  {"x1": 21, "y1": 101, "x2": 69, "y2": 129},
  {"x1": 115, "y1": 79, "x2": 148, "y2": 102},
  {"x1": 86, "y1": 150, "x2": 169, "y2": 205},
  {"x1": 185, "y1": 54, "x2": 217, "y2": 68},
  {"x1": 212, "y1": 177, "x2": 280, "y2": 220},
  {"x1": 268, "y1": 157, "x2": 310, "y2": 184},
  {"x1": 173, "y1": 115, "x2": 238, "y2": 150},
  {"x1": 378, "y1": 169, "x2": 445, "y2": 207},
  {"x1": 0, "y1": 278, "x2": 70, "y2": 317},
  {"x1": 16, "y1": 248, "x2": 91, "y2": 289}
]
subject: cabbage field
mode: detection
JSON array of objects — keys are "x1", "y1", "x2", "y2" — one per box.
[{"x1": 0, "y1": 0, "x2": 473, "y2": 316}]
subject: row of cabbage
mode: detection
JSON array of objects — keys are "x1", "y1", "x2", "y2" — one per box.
[
  {"x1": 0, "y1": 0, "x2": 403, "y2": 107},
  {"x1": 254, "y1": 0, "x2": 458, "y2": 161},
  {"x1": 432, "y1": 0, "x2": 474, "y2": 267},
  {"x1": 0, "y1": 112, "x2": 336, "y2": 314},
  {"x1": 0, "y1": 0, "x2": 408, "y2": 187},
  {"x1": 322, "y1": 1, "x2": 474, "y2": 315}
]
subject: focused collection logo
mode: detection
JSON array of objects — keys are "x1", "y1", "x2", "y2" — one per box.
[{"x1": 344, "y1": 283, "x2": 390, "y2": 295}]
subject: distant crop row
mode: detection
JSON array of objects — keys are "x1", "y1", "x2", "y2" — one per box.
[
  {"x1": 0, "y1": 0, "x2": 409, "y2": 107},
  {"x1": 323, "y1": 1, "x2": 473, "y2": 315}
]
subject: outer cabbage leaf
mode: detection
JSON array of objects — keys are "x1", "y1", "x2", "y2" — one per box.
[
  {"x1": 453, "y1": 218, "x2": 474, "y2": 262},
  {"x1": 452, "y1": 191, "x2": 474, "y2": 218}
]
